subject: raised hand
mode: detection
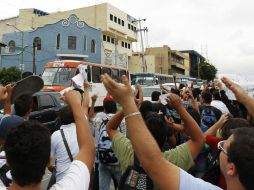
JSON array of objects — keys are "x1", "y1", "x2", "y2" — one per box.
[
  {"x1": 64, "y1": 90, "x2": 82, "y2": 107},
  {"x1": 166, "y1": 94, "x2": 183, "y2": 109},
  {"x1": 101, "y1": 74, "x2": 134, "y2": 107},
  {"x1": 221, "y1": 77, "x2": 247, "y2": 103},
  {"x1": 0, "y1": 85, "x2": 8, "y2": 101}
]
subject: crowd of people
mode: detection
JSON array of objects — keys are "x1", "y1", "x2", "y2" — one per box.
[{"x1": 0, "y1": 74, "x2": 253, "y2": 190}]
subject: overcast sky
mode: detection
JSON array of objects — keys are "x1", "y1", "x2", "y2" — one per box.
[{"x1": 1, "y1": 0, "x2": 254, "y2": 75}]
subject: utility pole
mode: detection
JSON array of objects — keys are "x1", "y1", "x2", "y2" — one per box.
[
  {"x1": 33, "y1": 43, "x2": 36, "y2": 75},
  {"x1": 133, "y1": 19, "x2": 148, "y2": 73}
]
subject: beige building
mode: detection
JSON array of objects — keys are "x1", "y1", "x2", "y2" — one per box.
[
  {"x1": 0, "y1": 3, "x2": 138, "y2": 67},
  {"x1": 129, "y1": 45, "x2": 190, "y2": 76}
]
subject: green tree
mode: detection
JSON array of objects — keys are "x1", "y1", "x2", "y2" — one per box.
[
  {"x1": 0, "y1": 67, "x2": 21, "y2": 85},
  {"x1": 192, "y1": 61, "x2": 217, "y2": 81}
]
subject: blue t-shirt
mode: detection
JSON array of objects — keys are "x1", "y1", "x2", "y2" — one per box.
[{"x1": 0, "y1": 115, "x2": 24, "y2": 140}]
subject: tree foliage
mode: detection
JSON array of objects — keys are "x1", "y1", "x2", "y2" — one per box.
[
  {"x1": 191, "y1": 61, "x2": 217, "y2": 81},
  {"x1": 0, "y1": 67, "x2": 21, "y2": 85}
]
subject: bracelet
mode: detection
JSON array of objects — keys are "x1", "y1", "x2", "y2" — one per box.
[{"x1": 125, "y1": 112, "x2": 141, "y2": 119}]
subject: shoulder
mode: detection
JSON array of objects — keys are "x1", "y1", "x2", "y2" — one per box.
[
  {"x1": 179, "y1": 169, "x2": 222, "y2": 190},
  {"x1": 51, "y1": 160, "x2": 90, "y2": 190}
]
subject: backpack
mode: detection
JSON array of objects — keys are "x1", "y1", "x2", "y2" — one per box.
[
  {"x1": 200, "y1": 107, "x2": 217, "y2": 132},
  {"x1": 118, "y1": 155, "x2": 153, "y2": 190},
  {"x1": 97, "y1": 118, "x2": 118, "y2": 165},
  {"x1": 202, "y1": 150, "x2": 221, "y2": 186}
]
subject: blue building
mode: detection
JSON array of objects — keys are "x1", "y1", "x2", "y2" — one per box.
[{"x1": 1, "y1": 14, "x2": 102, "y2": 74}]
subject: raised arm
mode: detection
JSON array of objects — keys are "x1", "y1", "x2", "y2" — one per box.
[
  {"x1": 64, "y1": 91, "x2": 95, "y2": 173},
  {"x1": 221, "y1": 77, "x2": 254, "y2": 119},
  {"x1": 204, "y1": 113, "x2": 230, "y2": 137},
  {"x1": 82, "y1": 81, "x2": 89, "y2": 116},
  {"x1": 4, "y1": 84, "x2": 15, "y2": 115},
  {"x1": 101, "y1": 74, "x2": 180, "y2": 190},
  {"x1": 167, "y1": 94, "x2": 205, "y2": 159},
  {"x1": 88, "y1": 94, "x2": 97, "y2": 121},
  {"x1": 106, "y1": 109, "x2": 124, "y2": 140}
]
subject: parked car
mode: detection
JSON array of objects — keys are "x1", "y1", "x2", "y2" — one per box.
[
  {"x1": 29, "y1": 91, "x2": 65, "y2": 133},
  {"x1": 142, "y1": 85, "x2": 162, "y2": 101}
]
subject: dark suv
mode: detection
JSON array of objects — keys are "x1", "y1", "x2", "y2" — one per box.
[{"x1": 29, "y1": 91, "x2": 65, "y2": 133}]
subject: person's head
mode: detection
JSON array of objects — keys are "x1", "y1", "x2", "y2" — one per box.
[
  {"x1": 153, "y1": 103, "x2": 167, "y2": 116},
  {"x1": 200, "y1": 91, "x2": 212, "y2": 104},
  {"x1": 219, "y1": 118, "x2": 252, "y2": 140},
  {"x1": 4, "y1": 121, "x2": 50, "y2": 187},
  {"x1": 212, "y1": 90, "x2": 221, "y2": 100},
  {"x1": 144, "y1": 112, "x2": 168, "y2": 150},
  {"x1": 171, "y1": 88, "x2": 180, "y2": 97},
  {"x1": 139, "y1": 101, "x2": 153, "y2": 118},
  {"x1": 179, "y1": 83, "x2": 185, "y2": 90},
  {"x1": 14, "y1": 94, "x2": 33, "y2": 117},
  {"x1": 58, "y1": 106, "x2": 75, "y2": 125},
  {"x1": 151, "y1": 91, "x2": 161, "y2": 101},
  {"x1": 103, "y1": 99, "x2": 117, "y2": 114},
  {"x1": 219, "y1": 127, "x2": 254, "y2": 190}
]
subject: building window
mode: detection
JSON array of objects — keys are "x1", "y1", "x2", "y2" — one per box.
[
  {"x1": 134, "y1": 27, "x2": 136, "y2": 32},
  {"x1": 107, "y1": 36, "x2": 110, "y2": 43},
  {"x1": 103, "y1": 35, "x2": 106, "y2": 41},
  {"x1": 8, "y1": 40, "x2": 15, "y2": 52},
  {"x1": 111, "y1": 38, "x2": 115, "y2": 44},
  {"x1": 114, "y1": 16, "x2": 117, "y2": 23},
  {"x1": 131, "y1": 25, "x2": 134, "y2": 31},
  {"x1": 84, "y1": 35, "x2": 87, "y2": 51},
  {"x1": 125, "y1": 42, "x2": 127, "y2": 48},
  {"x1": 128, "y1": 24, "x2": 130, "y2": 29},
  {"x1": 110, "y1": 14, "x2": 113, "y2": 21},
  {"x1": 33, "y1": 37, "x2": 41, "y2": 50},
  {"x1": 121, "y1": 41, "x2": 124, "y2": 47},
  {"x1": 56, "y1": 34, "x2": 60, "y2": 49},
  {"x1": 68, "y1": 36, "x2": 76, "y2": 50},
  {"x1": 128, "y1": 43, "x2": 130, "y2": 49},
  {"x1": 118, "y1": 18, "x2": 121, "y2": 24},
  {"x1": 91, "y1": 39, "x2": 96, "y2": 53},
  {"x1": 122, "y1": 20, "x2": 124, "y2": 26}
]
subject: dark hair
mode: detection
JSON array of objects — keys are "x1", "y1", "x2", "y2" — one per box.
[
  {"x1": 58, "y1": 106, "x2": 75, "y2": 125},
  {"x1": 179, "y1": 83, "x2": 185, "y2": 90},
  {"x1": 14, "y1": 94, "x2": 33, "y2": 117},
  {"x1": 212, "y1": 90, "x2": 221, "y2": 100},
  {"x1": 153, "y1": 103, "x2": 167, "y2": 116},
  {"x1": 186, "y1": 107, "x2": 201, "y2": 126},
  {"x1": 4, "y1": 121, "x2": 50, "y2": 186},
  {"x1": 144, "y1": 112, "x2": 168, "y2": 149},
  {"x1": 201, "y1": 91, "x2": 212, "y2": 104},
  {"x1": 103, "y1": 100, "x2": 117, "y2": 114},
  {"x1": 139, "y1": 101, "x2": 153, "y2": 118},
  {"x1": 228, "y1": 127, "x2": 254, "y2": 190},
  {"x1": 220, "y1": 118, "x2": 252, "y2": 140},
  {"x1": 171, "y1": 89, "x2": 180, "y2": 97},
  {"x1": 151, "y1": 91, "x2": 161, "y2": 101}
]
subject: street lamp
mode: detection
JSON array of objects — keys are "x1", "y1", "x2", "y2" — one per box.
[{"x1": 6, "y1": 23, "x2": 24, "y2": 71}]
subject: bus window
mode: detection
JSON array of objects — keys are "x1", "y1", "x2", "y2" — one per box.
[
  {"x1": 92, "y1": 66, "x2": 101, "y2": 83},
  {"x1": 120, "y1": 70, "x2": 126, "y2": 77},
  {"x1": 86, "y1": 66, "x2": 91, "y2": 82},
  {"x1": 112, "y1": 69, "x2": 119, "y2": 82},
  {"x1": 101, "y1": 67, "x2": 111, "y2": 76}
]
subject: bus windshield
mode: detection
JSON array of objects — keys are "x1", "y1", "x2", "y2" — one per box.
[{"x1": 42, "y1": 67, "x2": 76, "y2": 86}]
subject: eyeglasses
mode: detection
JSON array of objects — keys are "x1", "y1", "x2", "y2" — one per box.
[{"x1": 217, "y1": 140, "x2": 228, "y2": 155}]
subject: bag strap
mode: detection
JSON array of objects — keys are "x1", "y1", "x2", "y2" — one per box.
[{"x1": 60, "y1": 129, "x2": 73, "y2": 162}]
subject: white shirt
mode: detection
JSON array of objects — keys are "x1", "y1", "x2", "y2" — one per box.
[
  {"x1": 180, "y1": 169, "x2": 222, "y2": 190},
  {"x1": 211, "y1": 100, "x2": 229, "y2": 114},
  {"x1": 51, "y1": 123, "x2": 79, "y2": 181},
  {"x1": 51, "y1": 160, "x2": 90, "y2": 190}
]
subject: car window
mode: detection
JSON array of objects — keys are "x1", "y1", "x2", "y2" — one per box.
[{"x1": 38, "y1": 95, "x2": 55, "y2": 110}]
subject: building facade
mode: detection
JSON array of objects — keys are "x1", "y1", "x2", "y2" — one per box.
[
  {"x1": 180, "y1": 50, "x2": 205, "y2": 77},
  {"x1": 0, "y1": 3, "x2": 138, "y2": 69},
  {"x1": 129, "y1": 45, "x2": 190, "y2": 76},
  {"x1": 1, "y1": 14, "x2": 101, "y2": 74}
]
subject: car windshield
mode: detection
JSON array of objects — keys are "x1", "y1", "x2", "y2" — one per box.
[
  {"x1": 134, "y1": 77, "x2": 154, "y2": 85},
  {"x1": 42, "y1": 67, "x2": 76, "y2": 86},
  {"x1": 142, "y1": 88, "x2": 161, "y2": 97}
]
